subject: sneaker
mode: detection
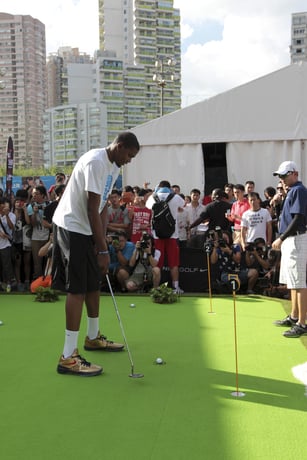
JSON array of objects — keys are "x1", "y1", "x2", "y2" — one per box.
[
  {"x1": 274, "y1": 315, "x2": 298, "y2": 327},
  {"x1": 246, "y1": 290, "x2": 255, "y2": 295},
  {"x1": 84, "y1": 332, "x2": 124, "y2": 352},
  {"x1": 57, "y1": 349, "x2": 103, "y2": 376},
  {"x1": 283, "y1": 323, "x2": 307, "y2": 338},
  {"x1": 173, "y1": 287, "x2": 184, "y2": 295}
]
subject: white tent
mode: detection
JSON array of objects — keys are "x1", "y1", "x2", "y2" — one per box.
[{"x1": 125, "y1": 62, "x2": 307, "y2": 197}]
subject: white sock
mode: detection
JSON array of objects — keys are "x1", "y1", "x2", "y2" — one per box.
[
  {"x1": 87, "y1": 316, "x2": 99, "y2": 340},
  {"x1": 63, "y1": 330, "x2": 79, "y2": 358},
  {"x1": 173, "y1": 281, "x2": 179, "y2": 289}
]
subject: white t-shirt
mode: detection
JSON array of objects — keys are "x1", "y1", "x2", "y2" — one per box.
[
  {"x1": 241, "y1": 207, "x2": 272, "y2": 243},
  {"x1": 53, "y1": 148, "x2": 119, "y2": 235},
  {"x1": 146, "y1": 191, "x2": 185, "y2": 239},
  {"x1": 0, "y1": 212, "x2": 16, "y2": 250}
]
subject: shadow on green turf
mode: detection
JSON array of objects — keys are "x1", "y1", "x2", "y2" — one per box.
[{"x1": 210, "y1": 369, "x2": 307, "y2": 411}]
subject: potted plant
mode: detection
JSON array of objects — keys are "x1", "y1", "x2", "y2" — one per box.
[
  {"x1": 150, "y1": 282, "x2": 178, "y2": 304},
  {"x1": 34, "y1": 286, "x2": 59, "y2": 303}
]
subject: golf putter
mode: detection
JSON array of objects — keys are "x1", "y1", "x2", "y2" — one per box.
[{"x1": 106, "y1": 274, "x2": 144, "y2": 378}]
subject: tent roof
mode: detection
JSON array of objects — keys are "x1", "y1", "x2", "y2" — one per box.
[{"x1": 132, "y1": 62, "x2": 307, "y2": 146}]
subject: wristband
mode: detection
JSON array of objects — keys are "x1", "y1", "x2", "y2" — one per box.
[{"x1": 98, "y1": 250, "x2": 109, "y2": 255}]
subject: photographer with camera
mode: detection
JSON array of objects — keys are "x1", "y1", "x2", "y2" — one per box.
[
  {"x1": 124, "y1": 233, "x2": 161, "y2": 292},
  {"x1": 27, "y1": 185, "x2": 50, "y2": 280},
  {"x1": 209, "y1": 227, "x2": 258, "y2": 294},
  {"x1": 244, "y1": 238, "x2": 270, "y2": 294},
  {"x1": 107, "y1": 231, "x2": 135, "y2": 291}
]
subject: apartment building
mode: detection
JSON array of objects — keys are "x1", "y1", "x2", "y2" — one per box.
[
  {"x1": 290, "y1": 12, "x2": 307, "y2": 63},
  {"x1": 0, "y1": 13, "x2": 46, "y2": 168}
]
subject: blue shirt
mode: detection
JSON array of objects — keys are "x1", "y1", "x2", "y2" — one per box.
[
  {"x1": 109, "y1": 241, "x2": 135, "y2": 271},
  {"x1": 279, "y1": 181, "x2": 307, "y2": 233}
]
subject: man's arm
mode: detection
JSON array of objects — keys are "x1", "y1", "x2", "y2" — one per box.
[{"x1": 87, "y1": 191, "x2": 109, "y2": 255}]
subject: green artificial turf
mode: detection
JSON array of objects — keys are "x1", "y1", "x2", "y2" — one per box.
[{"x1": 1, "y1": 293, "x2": 307, "y2": 460}]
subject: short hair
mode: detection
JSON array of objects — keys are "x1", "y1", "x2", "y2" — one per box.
[
  {"x1": 248, "y1": 192, "x2": 260, "y2": 200},
  {"x1": 158, "y1": 180, "x2": 171, "y2": 188},
  {"x1": 110, "y1": 189, "x2": 121, "y2": 196},
  {"x1": 224, "y1": 183, "x2": 234, "y2": 190},
  {"x1": 245, "y1": 180, "x2": 255, "y2": 186},
  {"x1": 113, "y1": 131, "x2": 140, "y2": 151},
  {"x1": 190, "y1": 188, "x2": 201, "y2": 195},
  {"x1": 33, "y1": 185, "x2": 47, "y2": 197},
  {"x1": 264, "y1": 186, "x2": 276, "y2": 197},
  {"x1": 233, "y1": 184, "x2": 245, "y2": 192}
]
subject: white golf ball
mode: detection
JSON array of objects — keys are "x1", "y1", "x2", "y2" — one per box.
[
  {"x1": 0, "y1": 320, "x2": 3, "y2": 326},
  {"x1": 156, "y1": 357, "x2": 163, "y2": 364},
  {"x1": 130, "y1": 303, "x2": 135, "y2": 308}
]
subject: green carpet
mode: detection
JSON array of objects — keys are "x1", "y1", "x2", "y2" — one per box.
[{"x1": 1, "y1": 293, "x2": 307, "y2": 460}]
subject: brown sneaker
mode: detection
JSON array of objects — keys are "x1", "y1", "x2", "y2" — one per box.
[
  {"x1": 84, "y1": 332, "x2": 124, "y2": 352},
  {"x1": 57, "y1": 349, "x2": 103, "y2": 376}
]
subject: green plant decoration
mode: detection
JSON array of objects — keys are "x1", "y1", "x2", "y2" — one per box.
[
  {"x1": 150, "y1": 282, "x2": 178, "y2": 304},
  {"x1": 34, "y1": 287, "x2": 59, "y2": 303}
]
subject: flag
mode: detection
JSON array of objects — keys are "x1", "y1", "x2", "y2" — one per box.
[{"x1": 6, "y1": 136, "x2": 13, "y2": 197}]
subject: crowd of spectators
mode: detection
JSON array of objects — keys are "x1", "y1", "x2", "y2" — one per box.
[{"x1": 0, "y1": 176, "x2": 289, "y2": 297}]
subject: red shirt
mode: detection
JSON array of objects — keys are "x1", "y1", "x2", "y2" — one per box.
[
  {"x1": 231, "y1": 199, "x2": 250, "y2": 230},
  {"x1": 130, "y1": 206, "x2": 152, "y2": 243}
]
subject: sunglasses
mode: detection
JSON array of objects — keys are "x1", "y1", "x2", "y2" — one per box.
[{"x1": 278, "y1": 171, "x2": 293, "y2": 179}]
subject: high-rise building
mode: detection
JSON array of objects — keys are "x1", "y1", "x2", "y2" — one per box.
[
  {"x1": 290, "y1": 12, "x2": 307, "y2": 63},
  {"x1": 46, "y1": 47, "x2": 93, "y2": 108},
  {"x1": 43, "y1": 102, "x2": 107, "y2": 167},
  {"x1": 98, "y1": 0, "x2": 181, "y2": 123},
  {"x1": 0, "y1": 13, "x2": 46, "y2": 168}
]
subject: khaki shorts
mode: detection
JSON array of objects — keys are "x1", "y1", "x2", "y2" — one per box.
[{"x1": 279, "y1": 233, "x2": 307, "y2": 289}]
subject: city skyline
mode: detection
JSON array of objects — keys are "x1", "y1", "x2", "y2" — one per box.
[{"x1": 3, "y1": 0, "x2": 307, "y2": 106}]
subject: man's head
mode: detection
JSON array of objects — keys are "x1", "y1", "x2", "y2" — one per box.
[
  {"x1": 273, "y1": 161, "x2": 298, "y2": 187},
  {"x1": 211, "y1": 188, "x2": 228, "y2": 201},
  {"x1": 233, "y1": 184, "x2": 245, "y2": 201},
  {"x1": 190, "y1": 188, "x2": 201, "y2": 203},
  {"x1": 109, "y1": 132, "x2": 140, "y2": 168},
  {"x1": 55, "y1": 172, "x2": 66, "y2": 184},
  {"x1": 245, "y1": 181, "x2": 255, "y2": 194},
  {"x1": 247, "y1": 192, "x2": 261, "y2": 210},
  {"x1": 172, "y1": 184, "x2": 181, "y2": 194},
  {"x1": 109, "y1": 189, "x2": 121, "y2": 207}
]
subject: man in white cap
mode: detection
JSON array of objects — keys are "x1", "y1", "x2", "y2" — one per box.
[{"x1": 272, "y1": 161, "x2": 307, "y2": 337}]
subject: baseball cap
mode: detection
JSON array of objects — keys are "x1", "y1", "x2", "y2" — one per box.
[{"x1": 273, "y1": 161, "x2": 298, "y2": 176}]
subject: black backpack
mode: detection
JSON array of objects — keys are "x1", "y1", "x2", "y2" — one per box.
[{"x1": 152, "y1": 193, "x2": 176, "y2": 238}]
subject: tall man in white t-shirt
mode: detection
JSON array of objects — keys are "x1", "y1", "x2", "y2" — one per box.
[{"x1": 52, "y1": 132, "x2": 140, "y2": 376}]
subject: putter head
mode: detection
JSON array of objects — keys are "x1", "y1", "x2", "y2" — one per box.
[{"x1": 129, "y1": 372, "x2": 144, "y2": 378}]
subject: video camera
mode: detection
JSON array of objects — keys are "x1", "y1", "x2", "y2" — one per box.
[
  {"x1": 203, "y1": 226, "x2": 226, "y2": 253},
  {"x1": 140, "y1": 232, "x2": 151, "y2": 250}
]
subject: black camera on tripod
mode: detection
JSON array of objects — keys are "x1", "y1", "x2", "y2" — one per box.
[{"x1": 140, "y1": 232, "x2": 151, "y2": 250}]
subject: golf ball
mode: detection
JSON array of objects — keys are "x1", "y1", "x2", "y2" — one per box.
[
  {"x1": 0, "y1": 320, "x2": 3, "y2": 326},
  {"x1": 130, "y1": 303, "x2": 135, "y2": 308},
  {"x1": 156, "y1": 357, "x2": 163, "y2": 364}
]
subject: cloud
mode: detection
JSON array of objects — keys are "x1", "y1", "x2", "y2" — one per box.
[
  {"x1": 4, "y1": 0, "x2": 307, "y2": 107},
  {"x1": 4, "y1": 0, "x2": 99, "y2": 54},
  {"x1": 179, "y1": 6, "x2": 299, "y2": 106}
]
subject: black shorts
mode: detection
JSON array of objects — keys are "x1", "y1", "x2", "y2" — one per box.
[{"x1": 52, "y1": 226, "x2": 100, "y2": 294}]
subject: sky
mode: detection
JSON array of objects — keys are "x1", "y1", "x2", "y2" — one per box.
[{"x1": 2, "y1": 0, "x2": 307, "y2": 107}]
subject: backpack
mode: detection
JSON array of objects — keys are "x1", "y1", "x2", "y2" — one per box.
[{"x1": 152, "y1": 193, "x2": 176, "y2": 238}]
